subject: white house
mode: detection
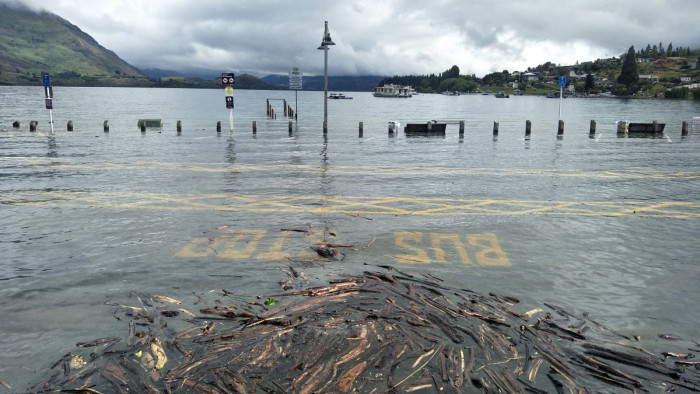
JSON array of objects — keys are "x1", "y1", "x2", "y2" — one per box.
[
  {"x1": 522, "y1": 72, "x2": 538, "y2": 81},
  {"x1": 680, "y1": 76, "x2": 691, "y2": 82}
]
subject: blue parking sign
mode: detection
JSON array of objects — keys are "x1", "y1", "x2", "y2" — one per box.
[{"x1": 558, "y1": 76, "x2": 566, "y2": 87}]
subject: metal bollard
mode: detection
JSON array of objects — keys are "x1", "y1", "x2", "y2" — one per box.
[{"x1": 525, "y1": 120, "x2": 531, "y2": 138}]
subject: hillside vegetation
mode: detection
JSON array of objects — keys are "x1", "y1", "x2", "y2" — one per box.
[{"x1": 0, "y1": 3, "x2": 151, "y2": 86}]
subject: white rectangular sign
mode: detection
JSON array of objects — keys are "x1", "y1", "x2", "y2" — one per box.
[{"x1": 289, "y1": 67, "x2": 303, "y2": 90}]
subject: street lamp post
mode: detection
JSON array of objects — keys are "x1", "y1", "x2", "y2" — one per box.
[{"x1": 318, "y1": 21, "x2": 335, "y2": 133}]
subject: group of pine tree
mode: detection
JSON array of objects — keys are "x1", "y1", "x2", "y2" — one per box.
[{"x1": 637, "y1": 42, "x2": 693, "y2": 59}]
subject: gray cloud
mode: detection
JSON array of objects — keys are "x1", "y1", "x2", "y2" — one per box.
[{"x1": 6, "y1": 0, "x2": 700, "y2": 77}]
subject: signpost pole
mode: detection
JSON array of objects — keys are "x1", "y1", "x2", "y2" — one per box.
[
  {"x1": 222, "y1": 72, "x2": 235, "y2": 133},
  {"x1": 289, "y1": 67, "x2": 303, "y2": 121},
  {"x1": 42, "y1": 73, "x2": 54, "y2": 133},
  {"x1": 49, "y1": 106, "x2": 54, "y2": 134}
]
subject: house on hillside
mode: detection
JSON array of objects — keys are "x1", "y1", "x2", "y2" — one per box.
[
  {"x1": 639, "y1": 75, "x2": 659, "y2": 82},
  {"x1": 680, "y1": 76, "x2": 691, "y2": 83},
  {"x1": 522, "y1": 72, "x2": 538, "y2": 82}
]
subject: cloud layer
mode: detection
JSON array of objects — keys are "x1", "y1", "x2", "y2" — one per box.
[{"x1": 7, "y1": 0, "x2": 700, "y2": 77}]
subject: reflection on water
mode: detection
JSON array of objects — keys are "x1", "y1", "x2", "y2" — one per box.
[{"x1": 0, "y1": 86, "x2": 699, "y2": 389}]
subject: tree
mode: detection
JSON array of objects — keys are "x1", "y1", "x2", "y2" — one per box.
[
  {"x1": 667, "y1": 43, "x2": 673, "y2": 57},
  {"x1": 617, "y1": 46, "x2": 639, "y2": 95},
  {"x1": 584, "y1": 73, "x2": 595, "y2": 93}
]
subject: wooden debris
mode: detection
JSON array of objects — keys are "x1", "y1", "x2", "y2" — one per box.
[{"x1": 28, "y1": 268, "x2": 700, "y2": 393}]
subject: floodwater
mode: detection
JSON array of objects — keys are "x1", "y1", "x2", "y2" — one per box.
[{"x1": 1, "y1": 86, "x2": 699, "y2": 390}]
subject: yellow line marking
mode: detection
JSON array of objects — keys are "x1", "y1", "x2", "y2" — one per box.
[
  {"x1": 2, "y1": 160, "x2": 700, "y2": 180},
  {"x1": 3, "y1": 191, "x2": 699, "y2": 219}
]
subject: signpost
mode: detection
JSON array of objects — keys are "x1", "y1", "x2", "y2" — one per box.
[
  {"x1": 222, "y1": 72, "x2": 235, "y2": 132},
  {"x1": 42, "y1": 73, "x2": 54, "y2": 133},
  {"x1": 289, "y1": 67, "x2": 302, "y2": 119},
  {"x1": 558, "y1": 76, "x2": 566, "y2": 121}
]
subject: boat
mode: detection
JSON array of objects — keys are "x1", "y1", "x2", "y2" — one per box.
[
  {"x1": 328, "y1": 93, "x2": 352, "y2": 99},
  {"x1": 373, "y1": 84, "x2": 413, "y2": 98},
  {"x1": 442, "y1": 91, "x2": 460, "y2": 96},
  {"x1": 495, "y1": 92, "x2": 509, "y2": 98}
]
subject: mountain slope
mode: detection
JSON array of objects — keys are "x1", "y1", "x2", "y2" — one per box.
[{"x1": 0, "y1": 2, "x2": 150, "y2": 86}]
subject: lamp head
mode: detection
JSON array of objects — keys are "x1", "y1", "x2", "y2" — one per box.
[{"x1": 318, "y1": 21, "x2": 335, "y2": 49}]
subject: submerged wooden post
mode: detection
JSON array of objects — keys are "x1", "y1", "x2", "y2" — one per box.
[
  {"x1": 589, "y1": 120, "x2": 596, "y2": 135},
  {"x1": 359, "y1": 121, "x2": 364, "y2": 138},
  {"x1": 266, "y1": 99, "x2": 270, "y2": 116},
  {"x1": 103, "y1": 120, "x2": 109, "y2": 132},
  {"x1": 283, "y1": 99, "x2": 288, "y2": 117},
  {"x1": 12, "y1": 121, "x2": 20, "y2": 128},
  {"x1": 525, "y1": 120, "x2": 531, "y2": 138},
  {"x1": 682, "y1": 121, "x2": 689, "y2": 136},
  {"x1": 459, "y1": 120, "x2": 465, "y2": 136},
  {"x1": 216, "y1": 121, "x2": 222, "y2": 133},
  {"x1": 140, "y1": 122, "x2": 146, "y2": 132},
  {"x1": 323, "y1": 120, "x2": 327, "y2": 134},
  {"x1": 177, "y1": 120, "x2": 182, "y2": 133},
  {"x1": 288, "y1": 120, "x2": 293, "y2": 133},
  {"x1": 492, "y1": 121, "x2": 499, "y2": 136},
  {"x1": 30, "y1": 121, "x2": 37, "y2": 131},
  {"x1": 67, "y1": 121, "x2": 73, "y2": 131},
  {"x1": 252, "y1": 121, "x2": 257, "y2": 134},
  {"x1": 557, "y1": 120, "x2": 564, "y2": 136}
]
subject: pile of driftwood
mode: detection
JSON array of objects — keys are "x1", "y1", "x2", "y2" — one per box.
[{"x1": 29, "y1": 266, "x2": 700, "y2": 393}]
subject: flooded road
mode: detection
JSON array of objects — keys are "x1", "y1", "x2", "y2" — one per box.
[{"x1": 1, "y1": 86, "x2": 699, "y2": 390}]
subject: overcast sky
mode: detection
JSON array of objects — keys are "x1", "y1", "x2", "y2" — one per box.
[{"x1": 7, "y1": 0, "x2": 700, "y2": 77}]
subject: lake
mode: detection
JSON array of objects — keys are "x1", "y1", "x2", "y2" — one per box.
[{"x1": 1, "y1": 86, "x2": 699, "y2": 390}]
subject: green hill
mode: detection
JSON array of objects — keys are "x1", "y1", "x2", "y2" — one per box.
[{"x1": 0, "y1": 2, "x2": 151, "y2": 86}]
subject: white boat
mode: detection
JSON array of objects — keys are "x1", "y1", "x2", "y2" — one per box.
[{"x1": 373, "y1": 84, "x2": 413, "y2": 98}]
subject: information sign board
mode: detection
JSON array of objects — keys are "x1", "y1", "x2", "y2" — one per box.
[
  {"x1": 558, "y1": 76, "x2": 566, "y2": 88},
  {"x1": 225, "y1": 96, "x2": 234, "y2": 109},
  {"x1": 289, "y1": 67, "x2": 303, "y2": 90}
]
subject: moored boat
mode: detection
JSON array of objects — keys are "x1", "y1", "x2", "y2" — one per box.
[{"x1": 373, "y1": 84, "x2": 413, "y2": 98}]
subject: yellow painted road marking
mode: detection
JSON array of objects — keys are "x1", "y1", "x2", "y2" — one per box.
[
  {"x1": 3, "y1": 159, "x2": 700, "y2": 180},
  {"x1": 2, "y1": 191, "x2": 699, "y2": 218}
]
